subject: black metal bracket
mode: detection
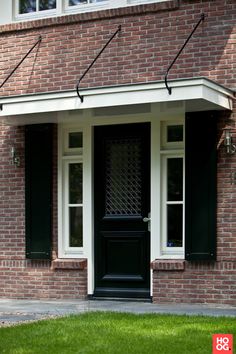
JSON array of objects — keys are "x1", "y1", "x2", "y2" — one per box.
[
  {"x1": 164, "y1": 13, "x2": 205, "y2": 95},
  {"x1": 0, "y1": 35, "x2": 42, "y2": 91},
  {"x1": 76, "y1": 25, "x2": 121, "y2": 103}
]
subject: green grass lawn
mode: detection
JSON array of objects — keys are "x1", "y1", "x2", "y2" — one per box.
[{"x1": 0, "y1": 312, "x2": 235, "y2": 354}]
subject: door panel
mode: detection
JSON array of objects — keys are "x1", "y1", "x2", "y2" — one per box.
[
  {"x1": 101, "y1": 231, "x2": 147, "y2": 281},
  {"x1": 94, "y1": 123, "x2": 150, "y2": 298}
]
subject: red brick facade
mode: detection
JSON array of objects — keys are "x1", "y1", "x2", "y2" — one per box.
[
  {"x1": 0, "y1": 1, "x2": 235, "y2": 95},
  {"x1": 0, "y1": 0, "x2": 235, "y2": 304},
  {"x1": 0, "y1": 124, "x2": 87, "y2": 299},
  {"x1": 152, "y1": 261, "x2": 236, "y2": 305}
]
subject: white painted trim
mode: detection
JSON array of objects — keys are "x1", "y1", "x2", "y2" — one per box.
[
  {"x1": 161, "y1": 121, "x2": 184, "y2": 150},
  {"x1": 58, "y1": 110, "x2": 187, "y2": 296},
  {"x1": 58, "y1": 124, "x2": 64, "y2": 259},
  {"x1": 63, "y1": 158, "x2": 84, "y2": 253},
  {"x1": 161, "y1": 153, "x2": 184, "y2": 256},
  {"x1": 150, "y1": 118, "x2": 161, "y2": 262},
  {"x1": 59, "y1": 126, "x2": 85, "y2": 258},
  {"x1": 64, "y1": 128, "x2": 83, "y2": 155},
  {"x1": 6, "y1": 1, "x2": 169, "y2": 25},
  {"x1": 83, "y1": 124, "x2": 93, "y2": 295},
  {"x1": 58, "y1": 122, "x2": 94, "y2": 294},
  {"x1": 150, "y1": 118, "x2": 160, "y2": 297},
  {"x1": 0, "y1": 78, "x2": 233, "y2": 125},
  {"x1": 14, "y1": 0, "x2": 58, "y2": 22}
]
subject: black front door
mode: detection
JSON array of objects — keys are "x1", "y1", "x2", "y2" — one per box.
[{"x1": 94, "y1": 123, "x2": 150, "y2": 298}]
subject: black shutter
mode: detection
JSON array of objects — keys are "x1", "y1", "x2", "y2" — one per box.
[
  {"x1": 25, "y1": 124, "x2": 53, "y2": 259},
  {"x1": 185, "y1": 112, "x2": 217, "y2": 261}
]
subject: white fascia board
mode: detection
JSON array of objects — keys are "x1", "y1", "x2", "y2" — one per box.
[
  {"x1": 0, "y1": 78, "x2": 234, "y2": 121},
  {"x1": 201, "y1": 85, "x2": 234, "y2": 111}
]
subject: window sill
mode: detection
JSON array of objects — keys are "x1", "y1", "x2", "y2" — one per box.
[
  {"x1": 151, "y1": 259, "x2": 185, "y2": 271},
  {"x1": 51, "y1": 258, "x2": 87, "y2": 270},
  {"x1": 1, "y1": 1, "x2": 179, "y2": 33}
]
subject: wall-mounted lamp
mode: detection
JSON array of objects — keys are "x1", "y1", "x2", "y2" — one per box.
[
  {"x1": 224, "y1": 128, "x2": 236, "y2": 155},
  {"x1": 10, "y1": 147, "x2": 20, "y2": 167}
]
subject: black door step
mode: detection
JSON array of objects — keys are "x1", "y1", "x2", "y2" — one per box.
[{"x1": 88, "y1": 295, "x2": 152, "y2": 303}]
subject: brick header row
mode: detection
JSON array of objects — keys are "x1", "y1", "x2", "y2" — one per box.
[
  {"x1": 0, "y1": 0, "x2": 179, "y2": 34},
  {"x1": 151, "y1": 260, "x2": 185, "y2": 271},
  {"x1": 51, "y1": 259, "x2": 87, "y2": 270},
  {"x1": 151, "y1": 260, "x2": 236, "y2": 271}
]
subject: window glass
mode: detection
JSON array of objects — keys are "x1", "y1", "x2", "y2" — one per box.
[
  {"x1": 161, "y1": 122, "x2": 184, "y2": 149},
  {"x1": 167, "y1": 158, "x2": 183, "y2": 201},
  {"x1": 19, "y1": 0, "x2": 36, "y2": 13},
  {"x1": 69, "y1": 132, "x2": 83, "y2": 149},
  {"x1": 162, "y1": 153, "x2": 184, "y2": 252},
  {"x1": 39, "y1": 0, "x2": 56, "y2": 10},
  {"x1": 69, "y1": 163, "x2": 83, "y2": 204},
  {"x1": 167, "y1": 125, "x2": 183, "y2": 143},
  {"x1": 167, "y1": 205, "x2": 183, "y2": 247},
  {"x1": 19, "y1": 0, "x2": 56, "y2": 13},
  {"x1": 105, "y1": 137, "x2": 142, "y2": 216},
  {"x1": 67, "y1": 161, "x2": 83, "y2": 249},
  {"x1": 17, "y1": 1, "x2": 167, "y2": 19},
  {"x1": 166, "y1": 157, "x2": 183, "y2": 248},
  {"x1": 69, "y1": 207, "x2": 83, "y2": 247}
]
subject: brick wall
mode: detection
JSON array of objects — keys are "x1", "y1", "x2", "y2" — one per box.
[
  {"x1": 152, "y1": 261, "x2": 236, "y2": 305},
  {"x1": 0, "y1": 0, "x2": 235, "y2": 96},
  {"x1": 0, "y1": 259, "x2": 87, "y2": 299},
  {"x1": 0, "y1": 125, "x2": 25, "y2": 261},
  {"x1": 0, "y1": 124, "x2": 87, "y2": 299},
  {"x1": 152, "y1": 108, "x2": 236, "y2": 306},
  {"x1": 0, "y1": 0, "x2": 235, "y2": 302}
]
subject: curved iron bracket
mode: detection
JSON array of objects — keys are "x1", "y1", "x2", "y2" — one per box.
[
  {"x1": 76, "y1": 25, "x2": 121, "y2": 103},
  {"x1": 164, "y1": 13, "x2": 205, "y2": 95},
  {"x1": 0, "y1": 35, "x2": 42, "y2": 90}
]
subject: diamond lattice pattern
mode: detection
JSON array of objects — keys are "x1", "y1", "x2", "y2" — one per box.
[{"x1": 105, "y1": 137, "x2": 142, "y2": 216}]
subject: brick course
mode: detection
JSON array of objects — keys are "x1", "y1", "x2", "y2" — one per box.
[
  {"x1": 0, "y1": 0, "x2": 235, "y2": 303},
  {"x1": 0, "y1": 124, "x2": 87, "y2": 300},
  {"x1": 0, "y1": 260, "x2": 87, "y2": 299},
  {"x1": 152, "y1": 261, "x2": 236, "y2": 305},
  {"x1": 0, "y1": 0, "x2": 235, "y2": 96}
]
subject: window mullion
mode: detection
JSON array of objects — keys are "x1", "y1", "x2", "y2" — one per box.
[{"x1": 166, "y1": 201, "x2": 183, "y2": 205}]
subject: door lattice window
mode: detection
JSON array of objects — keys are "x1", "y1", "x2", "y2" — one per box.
[{"x1": 105, "y1": 137, "x2": 142, "y2": 216}]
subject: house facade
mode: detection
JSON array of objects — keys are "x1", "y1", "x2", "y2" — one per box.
[{"x1": 0, "y1": 0, "x2": 235, "y2": 304}]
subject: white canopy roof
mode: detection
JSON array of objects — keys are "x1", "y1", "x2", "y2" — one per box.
[{"x1": 0, "y1": 77, "x2": 234, "y2": 125}]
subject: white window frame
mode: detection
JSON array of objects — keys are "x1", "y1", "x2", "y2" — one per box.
[
  {"x1": 65, "y1": 0, "x2": 109, "y2": 14},
  {"x1": 161, "y1": 121, "x2": 184, "y2": 150},
  {"x1": 14, "y1": 0, "x2": 58, "y2": 21},
  {"x1": 159, "y1": 119, "x2": 185, "y2": 258},
  {"x1": 64, "y1": 128, "x2": 83, "y2": 155},
  {"x1": 161, "y1": 153, "x2": 184, "y2": 256},
  {"x1": 59, "y1": 126, "x2": 85, "y2": 257},
  {"x1": 14, "y1": 0, "x2": 168, "y2": 21},
  {"x1": 63, "y1": 158, "x2": 83, "y2": 253},
  {"x1": 128, "y1": 0, "x2": 167, "y2": 4}
]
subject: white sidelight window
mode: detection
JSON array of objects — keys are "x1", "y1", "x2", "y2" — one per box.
[
  {"x1": 64, "y1": 160, "x2": 83, "y2": 248},
  {"x1": 160, "y1": 122, "x2": 184, "y2": 256},
  {"x1": 60, "y1": 128, "x2": 84, "y2": 255}
]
